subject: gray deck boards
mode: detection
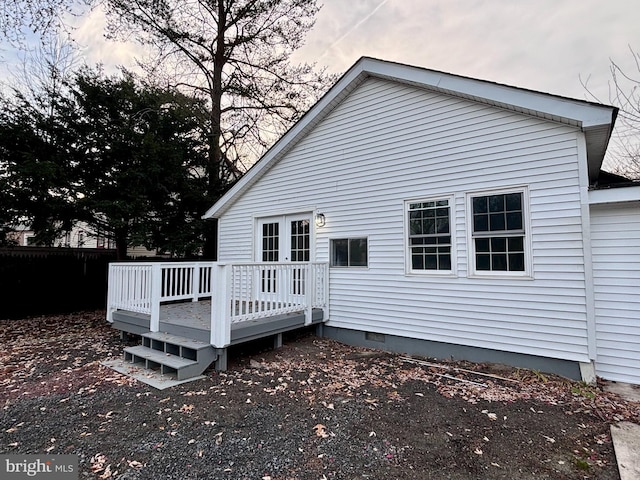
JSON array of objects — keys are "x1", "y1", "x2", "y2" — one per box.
[{"x1": 112, "y1": 300, "x2": 324, "y2": 344}]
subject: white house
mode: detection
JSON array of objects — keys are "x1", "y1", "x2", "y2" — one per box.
[
  {"x1": 107, "y1": 57, "x2": 639, "y2": 385},
  {"x1": 204, "y1": 57, "x2": 640, "y2": 383}
]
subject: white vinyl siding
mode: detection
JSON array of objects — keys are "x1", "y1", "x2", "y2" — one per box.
[
  {"x1": 218, "y1": 77, "x2": 590, "y2": 363},
  {"x1": 591, "y1": 203, "x2": 640, "y2": 384}
]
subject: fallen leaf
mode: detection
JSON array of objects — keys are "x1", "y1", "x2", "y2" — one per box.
[{"x1": 313, "y1": 424, "x2": 329, "y2": 438}]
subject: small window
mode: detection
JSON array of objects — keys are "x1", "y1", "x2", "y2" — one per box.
[
  {"x1": 407, "y1": 198, "x2": 452, "y2": 273},
  {"x1": 331, "y1": 238, "x2": 368, "y2": 267},
  {"x1": 469, "y1": 189, "x2": 527, "y2": 275}
]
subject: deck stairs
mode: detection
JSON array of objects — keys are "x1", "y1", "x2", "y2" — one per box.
[{"x1": 123, "y1": 332, "x2": 220, "y2": 381}]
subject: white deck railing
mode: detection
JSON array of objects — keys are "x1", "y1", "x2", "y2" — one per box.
[{"x1": 107, "y1": 261, "x2": 328, "y2": 348}]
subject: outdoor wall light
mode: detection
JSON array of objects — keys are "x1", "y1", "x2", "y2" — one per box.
[{"x1": 315, "y1": 213, "x2": 326, "y2": 227}]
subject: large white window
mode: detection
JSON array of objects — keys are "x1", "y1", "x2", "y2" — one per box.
[
  {"x1": 468, "y1": 188, "x2": 530, "y2": 276},
  {"x1": 406, "y1": 197, "x2": 453, "y2": 273}
]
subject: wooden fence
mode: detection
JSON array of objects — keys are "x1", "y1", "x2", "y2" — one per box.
[{"x1": 0, "y1": 247, "x2": 117, "y2": 319}]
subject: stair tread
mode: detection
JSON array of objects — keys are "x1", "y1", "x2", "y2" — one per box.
[
  {"x1": 124, "y1": 345, "x2": 198, "y2": 369},
  {"x1": 142, "y1": 332, "x2": 211, "y2": 350}
]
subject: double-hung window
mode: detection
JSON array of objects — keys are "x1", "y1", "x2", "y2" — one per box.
[
  {"x1": 407, "y1": 198, "x2": 453, "y2": 273},
  {"x1": 469, "y1": 189, "x2": 528, "y2": 275}
]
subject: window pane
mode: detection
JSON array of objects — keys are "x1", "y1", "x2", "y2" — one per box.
[
  {"x1": 423, "y1": 218, "x2": 435, "y2": 234},
  {"x1": 474, "y1": 214, "x2": 488, "y2": 232},
  {"x1": 412, "y1": 254, "x2": 424, "y2": 270},
  {"x1": 508, "y1": 236, "x2": 524, "y2": 251},
  {"x1": 436, "y1": 218, "x2": 449, "y2": 234},
  {"x1": 425, "y1": 255, "x2": 437, "y2": 270},
  {"x1": 506, "y1": 193, "x2": 522, "y2": 211},
  {"x1": 436, "y1": 207, "x2": 448, "y2": 217},
  {"x1": 489, "y1": 213, "x2": 505, "y2": 231},
  {"x1": 476, "y1": 238, "x2": 490, "y2": 252},
  {"x1": 349, "y1": 238, "x2": 368, "y2": 267},
  {"x1": 492, "y1": 253, "x2": 507, "y2": 271},
  {"x1": 331, "y1": 239, "x2": 348, "y2": 267},
  {"x1": 509, "y1": 253, "x2": 525, "y2": 271},
  {"x1": 491, "y1": 237, "x2": 506, "y2": 252},
  {"x1": 439, "y1": 255, "x2": 451, "y2": 270},
  {"x1": 473, "y1": 197, "x2": 488, "y2": 214},
  {"x1": 489, "y1": 195, "x2": 505, "y2": 212},
  {"x1": 477, "y1": 253, "x2": 491, "y2": 270},
  {"x1": 506, "y1": 212, "x2": 522, "y2": 230}
]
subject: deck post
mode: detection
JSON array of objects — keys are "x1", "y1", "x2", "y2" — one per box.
[
  {"x1": 192, "y1": 263, "x2": 200, "y2": 302},
  {"x1": 106, "y1": 264, "x2": 115, "y2": 322},
  {"x1": 150, "y1": 263, "x2": 162, "y2": 332},
  {"x1": 305, "y1": 263, "x2": 314, "y2": 325},
  {"x1": 210, "y1": 263, "x2": 231, "y2": 348},
  {"x1": 323, "y1": 263, "x2": 329, "y2": 321}
]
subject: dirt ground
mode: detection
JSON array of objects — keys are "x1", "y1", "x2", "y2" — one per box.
[{"x1": 1, "y1": 312, "x2": 639, "y2": 479}]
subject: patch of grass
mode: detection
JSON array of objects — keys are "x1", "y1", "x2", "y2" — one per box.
[
  {"x1": 571, "y1": 383, "x2": 596, "y2": 399},
  {"x1": 532, "y1": 370, "x2": 548, "y2": 383},
  {"x1": 573, "y1": 457, "x2": 590, "y2": 471}
]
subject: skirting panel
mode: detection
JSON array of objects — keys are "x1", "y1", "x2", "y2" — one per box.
[{"x1": 322, "y1": 326, "x2": 582, "y2": 381}]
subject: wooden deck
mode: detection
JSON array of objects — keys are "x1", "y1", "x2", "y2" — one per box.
[{"x1": 111, "y1": 300, "x2": 325, "y2": 344}]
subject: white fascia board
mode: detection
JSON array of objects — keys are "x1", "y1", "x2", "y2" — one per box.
[{"x1": 588, "y1": 185, "x2": 640, "y2": 205}]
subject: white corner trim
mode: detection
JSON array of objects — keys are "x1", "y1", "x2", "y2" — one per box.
[
  {"x1": 579, "y1": 361, "x2": 597, "y2": 385},
  {"x1": 576, "y1": 132, "x2": 597, "y2": 360}
]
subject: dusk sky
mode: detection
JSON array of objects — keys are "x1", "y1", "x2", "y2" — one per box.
[{"x1": 2, "y1": 0, "x2": 639, "y2": 169}]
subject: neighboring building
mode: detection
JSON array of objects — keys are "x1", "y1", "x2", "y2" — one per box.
[
  {"x1": 7, "y1": 224, "x2": 164, "y2": 257},
  {"x1": 7, "y1": 223, "x2": 114, "y2": 249},
  {"x1": 203, "y1": 57, "x2": 639, "y2": 384}
]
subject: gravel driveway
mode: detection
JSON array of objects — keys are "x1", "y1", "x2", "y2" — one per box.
[{"x1": 1, "y1": 311, "x2": 638, "y2": 479}]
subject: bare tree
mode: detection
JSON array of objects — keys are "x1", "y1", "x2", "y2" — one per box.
[
  {"x1": 0, "y1": 0, "x2": 91, "y2": 45},
  {"x1": 583, "y1": 46, "x2": 640, "y2": 179},
  {"x1": 11, "y1": 31, "x2": 80, "y2": 115},
  {"x1": 103, "y1": 0, "x2": 335, "y2": 256}
]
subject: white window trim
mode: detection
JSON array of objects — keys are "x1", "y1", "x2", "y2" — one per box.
[
  {"x1": 329, "y1": 236, "x2": 369, "y2": 269},
  {"x1": 404, "y1": 195, "x2": 457, "y2": 276},
  {"x1": 466, "y1": 186, "x2": 533, "y2": 279}
]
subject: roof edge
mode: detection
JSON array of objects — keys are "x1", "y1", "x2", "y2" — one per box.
[{"x1": 204, "y1": 57, "x2": 617, "y2": 219}]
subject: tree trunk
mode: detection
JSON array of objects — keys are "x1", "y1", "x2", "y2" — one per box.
[
  {"x1": 201, "y1": 1, "x2": 226, "y2": 260},
  {"x1": 115, "y1": 229, "x2": 128, "y2": 261}
]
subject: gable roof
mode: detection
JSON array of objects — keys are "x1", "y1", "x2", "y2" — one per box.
[{"x1": 204, "y1": 57, "x2": 618, "y2": 219}]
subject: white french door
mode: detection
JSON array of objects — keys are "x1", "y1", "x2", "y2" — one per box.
[{"x1": 256, "y1": 213, "x2": 312, "y2": 301}]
